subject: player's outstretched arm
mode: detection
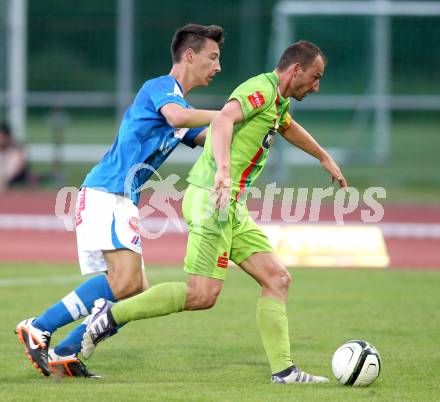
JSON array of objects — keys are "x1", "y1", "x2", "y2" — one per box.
[
  {"x1": 161, "y1": 103, "x2": 217, "y2": 128},
  {"x1": 279, "y1": 119, "x2": 347, "y2": 188},
  {"x1": 212, "y1": 100, "x2": 244, "y2": 209}
]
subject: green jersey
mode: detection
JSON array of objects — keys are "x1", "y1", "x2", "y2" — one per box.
[{"x1": 187, "y1": 71, "x2": 291, "y2": 202}]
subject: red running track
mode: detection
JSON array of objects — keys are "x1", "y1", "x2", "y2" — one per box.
[{"x1": 0, "y1": 191, "x2": 439, "y2": 269}]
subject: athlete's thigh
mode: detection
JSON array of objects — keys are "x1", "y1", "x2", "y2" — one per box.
[
  {"x1": 140, "y1": 267, "x2": 149, "y2": 291},
  {"x1": 103, "y1": 249, "x2": 142, "y2": 276},
  {"x1": 182, "y1": 185, "x2": 232, "y2": 281},
  {"x1": 102, "y1": 246, "x2": 147, "y2": 289},
  {"x1": 103, "y1": 249, "x2": 145, "y2": 298},
  {"x1": 229, "y1": 204, "x2": 274, "y2": 266}
]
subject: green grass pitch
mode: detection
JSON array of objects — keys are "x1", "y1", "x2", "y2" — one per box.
[{"x1": 1, "y1": 263, "x2": 439, "y2": 401}]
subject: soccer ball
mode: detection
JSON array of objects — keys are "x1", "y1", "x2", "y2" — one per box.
[{"x1": 332, "y1": 340, "x2": 381, "y2": 387}]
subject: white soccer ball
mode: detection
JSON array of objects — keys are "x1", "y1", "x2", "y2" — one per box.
[{"x1": 332, "y1": 340, "x2": 381, "y2": 387}]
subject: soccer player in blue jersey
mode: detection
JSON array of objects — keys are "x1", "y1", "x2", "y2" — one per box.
[{"x1": 15, "y1": 23, "x2": 224, "y2": 378}]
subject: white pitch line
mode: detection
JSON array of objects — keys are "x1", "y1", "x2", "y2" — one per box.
[
  {"x1": 0, "y1": 275, "x2": 81, "y2": 288},
  {"x1": 1, "y1": 214, "x2": 440, "y2": 239},
  {"x1": 0, "y1": 214, "x2": 66, "y2": 231}
]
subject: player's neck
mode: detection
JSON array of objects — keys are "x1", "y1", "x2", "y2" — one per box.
[
  {"x1": 275, "y1": 69, "x2": 291, "y2": 98},
  {"x1": 169, "y1": 65, "x2": 197, "y2": 96}
]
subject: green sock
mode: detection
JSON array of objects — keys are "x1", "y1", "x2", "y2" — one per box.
[
  {"x1": 112, "y1": 282, "x2": 187, "y2": 325},
  {"x1": 256, "y1": 297, "x2": 293, "y2": 374}
]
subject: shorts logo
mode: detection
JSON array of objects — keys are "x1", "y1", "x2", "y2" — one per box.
[
  {"x1": 216, "y1": 252, "x2": 229, "y2": 269},
  {"x1": 75, "y1": 188, "x2": 86, "y2": 227},
  {"x1": 128, "y1": 217, "x2": 139, "y2": 234},
  {"x1": 131, "y1": 235, "x2": 141, "y2": 246},
  {"x1": 247, "y1": 91, "x2": 265, "y2": 109}
]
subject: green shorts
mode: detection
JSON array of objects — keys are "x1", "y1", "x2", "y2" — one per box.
[{"x1": 182, "y1": 184, "x2": 274, "y2": 280}]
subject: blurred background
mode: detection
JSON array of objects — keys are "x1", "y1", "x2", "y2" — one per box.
[
  {"x1": 0, "y1": 0, "x2": 439, "y2": 268},
  {"x1": 1, "y1": 3, "x2": 439, "y2": 394},
  {"x1": 0, "y1": 0, "x2": 439, "y2": 200}
]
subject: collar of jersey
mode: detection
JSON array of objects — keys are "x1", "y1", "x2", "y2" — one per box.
[
  {"x1": 268, "y1": 71, "x2": 287, "y2": 103},
  {"x1": 170, "y1": 75, "x2": 184, "y2": 96},
  {"x1": 267, "y1": 70, "x2": 280, "y2": 87}
]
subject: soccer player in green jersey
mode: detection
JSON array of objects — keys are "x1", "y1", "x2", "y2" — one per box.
[{"x1": 82, "y1": 40, "x2": 347, "y2": 384}]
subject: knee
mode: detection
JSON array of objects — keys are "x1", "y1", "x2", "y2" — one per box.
[
  {"x1": 266, "y1": 266, "x2": 291, "y2": 293},
  {"x1": 186, "y1": 284, "x2": 221, "y2": 310},
  {"x1": 197, "y1": 293, "x2": 218, "y2": 309},
  {"x1": 278, "y1": 268, "x2": 292, "y2": 290}
]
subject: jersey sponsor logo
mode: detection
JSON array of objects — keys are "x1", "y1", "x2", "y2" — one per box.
[
  {"x1": 173, "y1": 128, "x2": 189, "y2": 139},
  {"x1": 262, "y1": 128, "x2": 276, "y2": 150},
  {"x1": 247, "y1": 91, "x2": 265, "y2": 109},
  {"x1": 75, "y1": 188, "x2": 86, "y2": 226},
  {"x1": 216, "y1": 252, "x2": 229, "y2": 269}
]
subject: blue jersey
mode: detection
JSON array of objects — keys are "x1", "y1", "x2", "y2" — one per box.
[{"x1": 82, "y1": 75, "x2": 204, "y2": 205}]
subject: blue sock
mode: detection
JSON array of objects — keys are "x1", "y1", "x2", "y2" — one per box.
[
  {"x1": 54, "y1": 322, "x2": 88, "y2": 356},
  {"x1": 55, "y1": 317, "x2": 126, "y2": 357},
  {"x1": 33, "y1": 275, "x2": 116, "y2": 334}
]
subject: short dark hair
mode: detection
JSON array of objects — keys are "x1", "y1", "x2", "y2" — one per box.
[
  {"x1": 276, "y1": 40, "x2": 326, "y2": 72},
  {"x1": 171, "y1": 24, "x2": 224, "y2": 63}
]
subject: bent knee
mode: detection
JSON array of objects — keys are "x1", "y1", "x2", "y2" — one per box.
[
  {"x1": 263, "y1": 266, "x2": 291, "y2": 292},
  {"x1": 185, "y1": 276, "x2": 223, "y2": 310},
  {"x1": 278, "y1": 268, "x2": 291, "y2": 288},
  {"x1": 197, "y1": 294, "x2": 218, "y2": 310},
  {"x1": 195, "y1": 290, "x2": 220, "y2": 309},
  {"x1": 186, "y1": 288, "x2": 220, "y2": 310}
]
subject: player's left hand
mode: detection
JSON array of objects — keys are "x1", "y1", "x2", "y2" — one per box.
[
  {"x1": 320, "y1": 157, "x2": 347, "y2": 189},
  {"x1": 214, "y1": 170, "x2": 232, "y2": 210}
]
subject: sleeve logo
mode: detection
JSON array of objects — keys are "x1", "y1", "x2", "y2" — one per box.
[{"x1": 247, "y1": 91, "x2": 265, "y2": 109}]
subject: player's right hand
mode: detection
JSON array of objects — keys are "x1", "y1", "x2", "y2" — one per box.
[
  {"x1": 214, "y1": 170, "x2": 232, "y2": 210},
  {"x1": 320, "y1": 157, "x2": 347, "y2": 189}
]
